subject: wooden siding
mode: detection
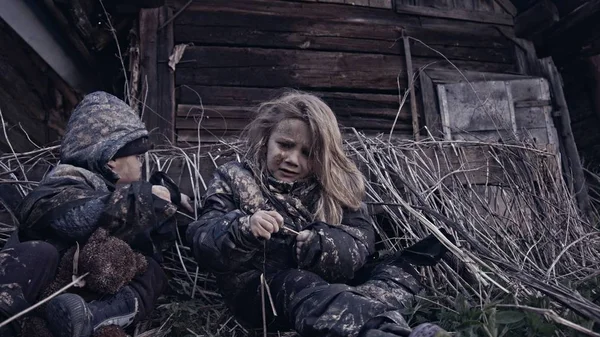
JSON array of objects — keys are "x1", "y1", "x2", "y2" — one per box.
[
  {"x1": 0, "y1": 19, "x2": 80, "y2": 152},
  {"x1": 172, "y1": 0, "x2": 519, "y2": 145}
]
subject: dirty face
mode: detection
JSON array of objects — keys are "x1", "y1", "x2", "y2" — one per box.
[
  {"x1": 107, "y1": 154, "x2": 143, "y2": 184},
  {"x1": 266, "y1": 119, "x2": 313, "y2": 183}
]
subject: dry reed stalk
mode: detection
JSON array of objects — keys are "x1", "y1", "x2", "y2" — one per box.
[{"x1": 2, "y1": 133, "x2": 600, "y2": 336}]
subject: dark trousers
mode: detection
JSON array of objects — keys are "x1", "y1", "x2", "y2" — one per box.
[
  {"x1": 231, "y1": 264, "x2": 417, "y2": 337},
  {"x1": 128, "y1": 256, "x2": 168, "y2": 320},
  {"x1": 0, "y1": 241, "x2": 59, "y2": 336}
]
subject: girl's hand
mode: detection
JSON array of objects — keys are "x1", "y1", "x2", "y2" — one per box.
[
  {"x1": 249, "y1": 210, "x2": 284, "y2": 240},
  {"x1": 180, "y1": 193, "x2": 194, "y2": 213},
  {"x1": 296, "y1": 230, "x2": 316, "y2": 261}
]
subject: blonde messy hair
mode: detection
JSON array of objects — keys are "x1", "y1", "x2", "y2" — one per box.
[{"x1": 244, "y1": 90, "x2": 365, "y2": 225}]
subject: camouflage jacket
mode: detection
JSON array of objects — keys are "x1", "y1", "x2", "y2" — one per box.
[
  {"x1": 16, "y1": 92, "x2": 177, "y2": 258},
  {"x1": 186, "y1": 161, "x2": 375, "y2": 299}
]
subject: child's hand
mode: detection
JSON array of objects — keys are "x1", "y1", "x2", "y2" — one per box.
[
  {"x1": 296, "y1": 230, "x2": 316, "y2": 261},
  {"x1": 249, "y1": 210, "x2": 283, "y2": 240},
  {"x1": 180, "y1": 193, "x2": 194, "y2": 213},
  {"x1": 152, "y1": 185, "x2": 171, "y2": 202}
]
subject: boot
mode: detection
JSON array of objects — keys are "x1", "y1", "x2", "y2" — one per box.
[{"x1": 45, "y1": 286, "x2": 139, "y2": 337}]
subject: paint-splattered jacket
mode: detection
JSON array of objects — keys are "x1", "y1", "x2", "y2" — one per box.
[
  {"x1": 186, "y1": 161, "x2": 376, "y2": 300},
  {"x1": 16, "y1": 92, "x2": 177, "y2": 258}
]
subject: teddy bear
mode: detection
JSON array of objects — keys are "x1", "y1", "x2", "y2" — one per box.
[
  {"x1": 42, "y1": 227, "x2": 148, "y2": 296},
  {"x1": 25, "y1": 227, "x2": 148, "y2": 337}
]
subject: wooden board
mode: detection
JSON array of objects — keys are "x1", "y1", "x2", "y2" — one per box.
[
  {"x1": 174, "y1": 14, "x2": 513, "y2": 64},
  {"x1": 176, "y1": 111, "x2": 411, "y2": 131},
  {"x1": 183, "y1": 0, "x2": 411, "y2": 24},
  {"x1": 177, "y1": 86, "x2": 411, "y2": 118},
  {"x1": 176, "y1": 46, "x2": 516, "y2": 90},
  {"x1": 157, "y1": 6, "x2": 175, "y2": 143},
  {"x1": 394, "y1": 2, "x2": 513, "y2": 25},
  {"x1": 139, "y1": 6, "x2": 175, "y2": 144},
  {"x1": 514, "y1": 0, "x2": 558, "y2": 39},
  {"x1": 139, "y1": 8, "x2": 160, "y2": 142},
  {"x1": 437, "y1": 78, "x2": 558, "y2": 150}
]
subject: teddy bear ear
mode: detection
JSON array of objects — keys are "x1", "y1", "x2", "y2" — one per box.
[
  {"x1": 135, "y1": 253, "x2": 148, "y2": 275},
  {"x1": 91, "y1": 227, "x2": 109, "y2": 241}
]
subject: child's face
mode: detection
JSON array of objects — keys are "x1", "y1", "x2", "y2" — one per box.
[{"x1": 266, "y1": 119, "x2": 313, "y2": 182}]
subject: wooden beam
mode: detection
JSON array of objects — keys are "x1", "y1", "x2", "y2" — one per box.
[
  {"x1": 139, "y1": 9, "x2": 160, "y2": 142},
  {"x1": 174, "y1": 12, "x2": 514, "y2": 63},
  {"x1": 139, "y1": 6, "x2": 175, "y2": 145},
  {"x1": 177, "y1": 88, "x2": 412, "y2": 120},
  {"x1": 419, "y1": 72, "x2": 443, "y2": 138},
  {"x1": 157, "y1": 6, "x2": 175, "y2": 144},
  {"x1": 540, "y1": 57, "x2": 591, "y2": 216},
  {"x1": 536, "y1": 0, "x2": 600, "y2": 61},
  {"x1": 403, "y1": 36, "x2": 420, "y2": 140},
  {"x1": 394, "y1": 2, "x2": 514, "y2": 25},
  {"x1": 176, "y1": 46, "x2": 515, "y2": 91},
  {"x1": 493, "y1": 0, "x2": 517, "y2": 16},
  {"x1": 514, "y1": 0, "x2": 559, "y2": 39}
]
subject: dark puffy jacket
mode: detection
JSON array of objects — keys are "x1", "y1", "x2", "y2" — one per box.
[
  {"x1": 17, "y1": 92, "x2": 177, "y2": 257},
  {"x1": 186, "y1": 161, "x2": 375, "y2": 301}
]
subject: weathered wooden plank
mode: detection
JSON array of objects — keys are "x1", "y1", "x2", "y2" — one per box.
[
  {"x1": 416, "y1": 0, "x2": 451, "y2": 8},
  {"x1": 183, "y1": 0, "x2": 412, "y2": 25},
  {"x1": 368, "y1": 0, "x2": 393, "y2": 8},
  {"x1": 403, "y1": 36, "x2": 420, "y2": 140},
  {"x1": 178, "y1": 102, "x2": 411, "y2": 121},
  {"x1": 176, "y1": 86, "x2": 412, "y2": 124},
  {"x1": 394, "y1": 3, "x2": 512, "y2": 25},
  {"x1": 176, "y1": 46, "x2": 515, "y2": 90},
  {"x1": 156, "y1": 6, "x2": 175, "y2": 143},
  {"x1": 177, "y1": 130, "x2": 241, "y2": 144},
  {"x1": 540, "y1": 57, "x2": 591, "y2": 215},
  {"x1": 492, "y1": 0, "x2": 517, "y2": 16},
  {"x1": 514, "y1": 106, "x2": 552, "y2": 129},
  {"x1": 174, "y1": 20, "x2": 513, "y2": 63},
  {"x1": 139, "y1": 8, "x2": 160, "y2": 142},
  {"x1": 177, "y1": 114, "x2": 410, "y2": 131},
  {"x1": 425, "y1": 69, "x2": 529, "y2": 83},
  {"x1": 452, "y1": 0, "x2": 474, "y2": 10},
  {"x1": 514, "y1": 0, "x2": 558, "y2": 39},
  {"x1": 175, "y1": 7, "x2": 511, "y2": 47},
  {"x1": 346, "y1": 0, "x2": 370, "y2": 6},
  {"x1": 177, "y1": 117, "x2": 250, "y2": 131},
  {"x1": 474, "y1": 0, "x2": 494, "y2": 12},
  {"x1": 418, "y1": 16, "x2": 515, "y2": 37},
  {"x1": 514, "y1": 38, "x2": 545, "y2": 76},
  {"x1": 419, "y1": 72, "x2": 443, "y2": 137}
]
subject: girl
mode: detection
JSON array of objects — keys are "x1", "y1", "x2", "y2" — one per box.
[{"x1": 186, "y1": 91, "x2": 448, "y2": 337}]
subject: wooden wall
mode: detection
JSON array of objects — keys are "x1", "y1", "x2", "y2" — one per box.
[
  {"x1": 170, "y1": 0, "x2": 519, "y2": 145},
  {"x1": 0, "y1": 19, "x2": 80, "y2": 152}
]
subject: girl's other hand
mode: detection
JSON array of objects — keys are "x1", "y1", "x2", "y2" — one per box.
[
  {"x1": 296, "y1": 230, "x2": 315, "y2": 261},
  {"x1": 249, "y1": 210, "x2": 283, "y2": 240},
  {"x1": 180, "y1": 193, "x2": 194, "y2": 213}
]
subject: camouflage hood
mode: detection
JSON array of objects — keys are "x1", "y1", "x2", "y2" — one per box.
[{"x1": 60, "y1": 91, "x2": 148, "y2": 182}]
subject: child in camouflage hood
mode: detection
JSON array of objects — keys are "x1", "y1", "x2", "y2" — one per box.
[
  {"x1": 186, "y1": 91, "x2": 449, "y2": 337},
  {"x1": 0, "y1": 91, "x2": 192, "y2": 337}
]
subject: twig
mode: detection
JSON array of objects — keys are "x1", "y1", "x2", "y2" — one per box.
[{"x1": 0, "y1": 273, "x2": 89, "y2": 329}]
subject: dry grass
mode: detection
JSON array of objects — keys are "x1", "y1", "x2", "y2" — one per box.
[{"x1": 2, "y1": 133, "x2": 600, "y2": 336}]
